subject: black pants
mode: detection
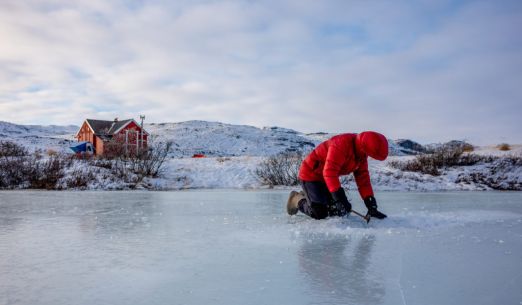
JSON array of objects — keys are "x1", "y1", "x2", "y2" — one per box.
[{"x1": 299, "y1": 180, "x2": 347, "y2": 219}]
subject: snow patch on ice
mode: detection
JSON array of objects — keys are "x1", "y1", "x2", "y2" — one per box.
[{"x1": 287, "y1": 210, "x2": 521, "y2": 236}]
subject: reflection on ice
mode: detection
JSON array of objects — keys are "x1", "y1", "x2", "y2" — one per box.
[{"x1": 298, "y1": 233, "x2": 385, "y2": 305}]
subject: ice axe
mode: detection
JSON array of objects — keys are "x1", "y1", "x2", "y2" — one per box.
[{"x1": 351, "y1": 209, "x2": 371, "y2": 223}]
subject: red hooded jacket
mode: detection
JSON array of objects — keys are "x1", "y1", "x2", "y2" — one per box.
[{"x1": 298, "y1": 132, "x2": 388, "y2": 200}]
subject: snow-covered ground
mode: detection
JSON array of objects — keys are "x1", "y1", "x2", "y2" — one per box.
[
  {"x1": 146, "y1": 121, "x2": 319, "y2": 157},
  {"x1": 154, "y1": 156, "x2": 263, "y2": 189},
  {"x1": 139, "y1": 152, "x2": 521, "y2": 192},
  {"x1": 0, "y1": 121, "x2": 77, "y2": 153},
  {"x1": 1, "y1": 120, "x2": 521, "y2": 191}
]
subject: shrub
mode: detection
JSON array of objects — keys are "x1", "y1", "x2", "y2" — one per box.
[
  {"x1": 91, "y1": 159, "x2": 114, "y2": 169},
  {"x1": 0, "y1": 142, "x2": 34, "y2": 188},
  {"x1": 462, "y1": 143, "x2": 474, "y2": 152},
  {"x1": 102, "y1": 139, "x2": 127, "y2": 159},
  {"x1": 99, "y1": 139, "x2": 173, "y2": 182},
  {"x1": 0, "y1": 140, "x2": 27, "y2": 157},
  {"x1": 27, "y1": 155, "x2": 67, "y2": 189},
  {"x1": 389, "y1": 145, "x2": 491, "y2": 176},
  {"x1": 0, "y1": 152, "x2": 68, "y2": 189},
  {"x1": 63, "y1": 168, "x2": 97, "y2": 189},
  {"x1": 216, "y1": 157, "x2": 231, "y2": 163},
  {"x1": 454, "y1": 156, "x2": 522, "y2": 190},
  {"x1": 497, "y1": 143, "x2": 511, "y2": 151},
  {"x1": 0, "y1": 139, "x2": 172, "y2": 189},
  {"x1": 118, "y1": 140, "x2": 173, "y2": 179},
  {"x1": 0, "y1": 155, "x2": 28, "y2": 188},
  {"x1": 255, "y1": 151, "x2": 304, "y2": 186},
  {"x1": 47, "y1": 149, "x2": 58, "y2": 156}
]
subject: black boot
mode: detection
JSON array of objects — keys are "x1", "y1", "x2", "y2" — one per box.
[{"x1": 364, "y1": 196, "x2": 387, "y2": 219}]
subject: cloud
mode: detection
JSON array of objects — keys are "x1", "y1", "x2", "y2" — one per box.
[{"x1": 0, "y1": 0, "x2": 521, "y2": 144}]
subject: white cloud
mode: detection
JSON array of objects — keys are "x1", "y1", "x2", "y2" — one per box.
[{"x1": 0, "y1": 0, "x2": 520, "y2": 145}]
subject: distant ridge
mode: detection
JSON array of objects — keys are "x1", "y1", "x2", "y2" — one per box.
[{"x1": 1, "y1": 119, "x2": 421, "y2": 156}]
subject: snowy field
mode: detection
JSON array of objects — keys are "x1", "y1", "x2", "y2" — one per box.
[
  {"x1": 146, "y1": 152, "x2": 522, "y2": 191},
  {"x1": 2, "y1": 120, "x2": 521, "y2": 191},
  {"x1": 1, "y1": 190, "x2": 521, "y2": 305}
]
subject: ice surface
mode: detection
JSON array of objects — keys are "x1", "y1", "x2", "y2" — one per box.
[{"x1": 0, "y1": 191, "x2": 521, "y2": 305}]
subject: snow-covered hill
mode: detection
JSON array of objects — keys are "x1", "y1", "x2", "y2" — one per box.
[
  {"x1": 146, "y1": 121, "x2": 318, "y2": 157},
  {"x1": 0, "y1": 119, "x2": 411, "y2": 157},
  {"x1": 0, "y1": 121, "x2": 78, "y2": 153},
  {"x1": 147, "y1": 121, "x2": 415, "y2": 157}
]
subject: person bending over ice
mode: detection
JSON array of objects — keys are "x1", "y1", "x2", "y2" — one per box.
[{"x1": 287, "y1": 131, "x2": 388, "y2": 220}]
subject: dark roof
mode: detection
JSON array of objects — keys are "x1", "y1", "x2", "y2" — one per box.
[{"x1": 86, "y1": 119, "x2": 133, "y2": 135}]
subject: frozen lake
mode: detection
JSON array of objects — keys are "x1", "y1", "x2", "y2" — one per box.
[{"x1": 1, "y1": 191, "x2": 521, "y2": 305}]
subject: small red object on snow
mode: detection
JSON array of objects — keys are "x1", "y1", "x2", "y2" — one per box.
[{"x1": 192, "y1": 154, "x2": 205, "y2": 158}]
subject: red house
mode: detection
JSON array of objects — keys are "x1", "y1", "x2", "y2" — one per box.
[{"x1": 75, "y1": 118, "x2": 149, "y2": 156}]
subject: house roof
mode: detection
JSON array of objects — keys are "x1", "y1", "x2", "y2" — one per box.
[
  {"x1": 86, "y1": 119, "x2": 134, "y2": 135},
  {"x1": 75, "y1": 118, "x2": 150, "y2": 138}
]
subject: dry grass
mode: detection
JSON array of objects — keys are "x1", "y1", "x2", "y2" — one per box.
[
  {"x1": 216, "y1": 156, "x2": 231, "y2": 163},
  {"x1": 497, "y1": 143, "x2": 511, "y2": 151},
  {"x1": 462, "y1": 143, "x2": 474, "y2": 152},
  {"x1": 46, "y1": 149, "x2": 58, "y2": 156}
]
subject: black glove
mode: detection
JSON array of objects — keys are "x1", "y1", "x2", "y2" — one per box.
[
  {"x1": 331, "y1": 188, "x2": 352, "y2": 215},
  {"x1": 364, "y1": 196, "x2": 387, "y2": 219}
]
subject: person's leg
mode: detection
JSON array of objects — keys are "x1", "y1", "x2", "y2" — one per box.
[{"x1": 299, "y1": 181, "x2": 332, "y2": 219}]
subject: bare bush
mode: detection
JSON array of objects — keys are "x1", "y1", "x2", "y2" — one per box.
[
  {"x1": 46, "y1": 149, "x2": 58, "y2": 156},
  {"x1": 103, "y1": 139, "x2": 127, "y2": 159},
  {"x1": 91, "y1": 159, "x2": 114, "y2": 169},
  {"x1": 0, "y1": 141, "x2": 28, "y2": 157},
  {"x1": 0, "y1": 152, "x2": 69, "y2": 189},
  {"x1": 63, "y1": 168, "x2": 97, "y2": 189},
  {"x1": 255, "y1": 151, "x2": 304, "y2": 186},
  {"x1": 0, "y1": 141, "x2": 36, "y2": 188},
  {"x1": 101, "y1": 139, "x2": 173, "y2": 182},
  {"x1": 389, "y1": 146, "x2": 491, "y2": 176},
  {"x1": 27, "y1": 155, "x2": 67, "y2": 189},
  {"x1": 128, "y1": 140, "x2": 173, "y2": 178},
  {"x1": 462, "y1": 144, "x2": 474, "y2": 152},
  {"x1": 455, "y1": 156, "x2": 522, "y2": 190},
  {"x1": 0, "y1": 155, "x2": 28, "y2": 188},
  {"x1": 497, "y1": 143, "x2": 511, "y2": 151},
  {"x1": 0, "y1": 138, "x2": 172, "y2": 189}
]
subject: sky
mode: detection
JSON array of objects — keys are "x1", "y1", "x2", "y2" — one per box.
[{"x1": 0, "y1": 0, "x2": 521, "y2": 145}]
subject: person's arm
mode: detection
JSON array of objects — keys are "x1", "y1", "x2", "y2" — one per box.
[
  {"x1": 354, "y1": 159, "x2": 387, "y2": 219},
  {"x1": 353, "y1": 157, "x2": 374, "y2": 200},
  {"x1": 323, "y1": 145, "x2": 352, "y2": 213},
  {"x1": 323, "y1": 145, "x2": 344, "y2": 192}
]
